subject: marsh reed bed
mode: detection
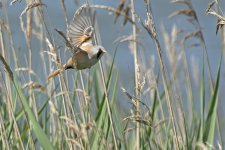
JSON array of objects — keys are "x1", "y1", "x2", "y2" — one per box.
[{"x1": 0, "y1": 0, "x2": 225, "y2": 149}]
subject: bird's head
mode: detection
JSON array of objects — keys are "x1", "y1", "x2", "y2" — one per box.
[{"x1": 96, "y1": 46, "x2": 106, "y2": 59}]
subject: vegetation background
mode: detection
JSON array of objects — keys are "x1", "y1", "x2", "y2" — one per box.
[{"x1": 0, "y1": 0, "x2": 225, "y2": 149}]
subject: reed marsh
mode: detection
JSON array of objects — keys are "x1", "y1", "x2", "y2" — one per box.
[{"x1": 0, "y1": 0, "x2": 225, "y2": 149}]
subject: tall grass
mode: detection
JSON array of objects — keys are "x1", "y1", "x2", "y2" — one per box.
[{"x1": 0, "y1": 0, "x2": 224, "y2": 149}]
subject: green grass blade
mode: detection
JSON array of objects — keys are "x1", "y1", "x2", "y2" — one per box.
[
  {"x1": 13, "y1": 78, "x2": 54, "y2": 150},
  {"x1": 199, "y1": 60, "x2": 205, "y2": 142},
  {"x1": 203, "y1": 56, "x2": 221, "y2": 145}
]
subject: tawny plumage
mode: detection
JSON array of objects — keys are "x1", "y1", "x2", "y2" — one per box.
[{"x1": 47, "y1": 4, "x2": 106, "y2": 80}]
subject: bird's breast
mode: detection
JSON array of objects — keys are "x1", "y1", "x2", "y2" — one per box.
[{"x1": 74, "y1": 50, "x2": 98, "y2": 70}]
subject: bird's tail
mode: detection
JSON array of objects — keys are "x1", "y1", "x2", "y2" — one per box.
[
  {"x1": 47, "y1": 69, "x2": 62, "y2": 80},
  {"x1": 47, "y1": 64, "x2": 66, "y2": 80}
]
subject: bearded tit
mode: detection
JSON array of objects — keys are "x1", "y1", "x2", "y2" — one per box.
[{"x1": 47, "y1": 4, "x2": 106, "y2": 80}]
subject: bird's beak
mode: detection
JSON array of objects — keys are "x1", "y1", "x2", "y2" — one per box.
[
  {"x1": 97, "y1": 47, "x2": 106, "y2": 59},
  {"x1": 101, "y1": 48, "x2": 107, "y2": 53}
]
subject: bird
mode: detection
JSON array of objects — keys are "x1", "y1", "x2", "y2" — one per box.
[{"x1": 47, "y1": 4, "x2": 106, "y2": 80}]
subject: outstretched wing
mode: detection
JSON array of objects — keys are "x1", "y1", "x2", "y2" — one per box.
[{"x1": 67, "y1": 4, "x2": 94, "y2": 48}]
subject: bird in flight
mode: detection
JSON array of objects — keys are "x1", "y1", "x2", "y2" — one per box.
[{"x1": 47, "y1": 4, "x2": 106, "y2": 80}]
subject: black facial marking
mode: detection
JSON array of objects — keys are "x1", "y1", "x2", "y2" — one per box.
[{"x1": 97, "y1": 49, "x2": 103, "y2": 59}]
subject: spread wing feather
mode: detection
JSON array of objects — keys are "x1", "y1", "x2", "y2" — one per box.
[{"x1": 67, "y1": 4, "x2": 94, "y2": 48}]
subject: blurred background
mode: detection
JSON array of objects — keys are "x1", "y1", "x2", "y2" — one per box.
[
  {"x1": 3, "y1": 0, "x2": 225, "y2": 107},
  {"x1": 1, "y1": 0, "x2": 225, "y2": 149}
]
